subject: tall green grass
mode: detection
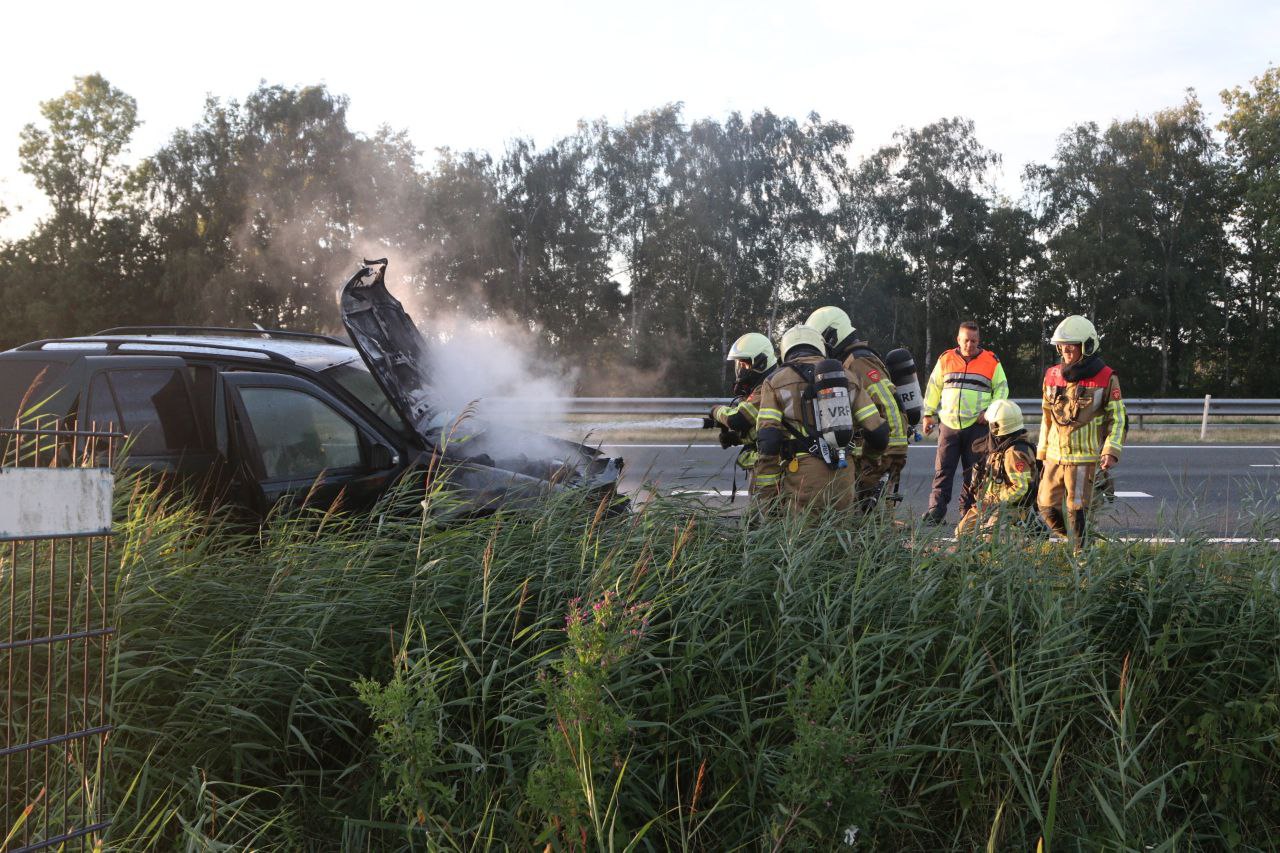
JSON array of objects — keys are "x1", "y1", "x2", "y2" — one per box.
[{"x1": 8, "y1": 477, "x2": 1280, "y2": 850}]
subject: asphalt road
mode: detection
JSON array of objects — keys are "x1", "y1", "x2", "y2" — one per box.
[{"x1": 604, "y1": 441, "x2": 1280, "y2": 536}]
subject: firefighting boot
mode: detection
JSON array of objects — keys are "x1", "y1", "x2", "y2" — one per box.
[
  {"x1": 1039, "y1": 505, "x2": 1068, "y2": 539},
  {"x1": 1069, "y1": 509, "x2": 1089, "y2": 551}
]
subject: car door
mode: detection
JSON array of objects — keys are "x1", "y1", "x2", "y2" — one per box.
[
  {"x1": 77, "y1": 356, "x2": 221, "y2": 484},
  {"x1": 221, "y1": 372, "x2": 402, "y2": 512}
]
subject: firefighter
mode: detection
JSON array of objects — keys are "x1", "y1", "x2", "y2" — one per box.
[
  {"x1": 754, "y1": 325, "x2": 890, "y2": 514},
  {"x1": 920, "y1": 321, "x2": 1009, "y2": 524},
  {"x1": 1036, "y1": 315, "x2": 1126, "y2": 548},
  {"x1": 955, "y1": 399, "x2": 1038, "y2": 536},
  {"x1": 806, "y1": 305, "x2": 909, "y2": 509},
  {"x1": 708, "y1": 332, "x2": 777, "y2": 492}
]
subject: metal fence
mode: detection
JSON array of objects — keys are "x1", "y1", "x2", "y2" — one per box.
[{"x1": 2, "y1": 425, "x2": 119, "y2": 853}]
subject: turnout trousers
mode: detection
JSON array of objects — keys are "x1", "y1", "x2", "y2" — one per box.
[
  {"x1": 955, "y1": 503, "x2": 1031, "y2": 537},
  {"x1": 756, "y1": 456, "x2": 858, "y2": 516},
  {"x1": 1037, "y1": 460, "x2": 1097, "y2": 547},
  {"x1": 855, "y1": 450, "x2": 907, "y2": 510}
]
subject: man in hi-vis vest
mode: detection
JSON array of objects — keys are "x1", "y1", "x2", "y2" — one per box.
[{"x1": 920, "y1": 321, "x2": 1009, "y2": 525}]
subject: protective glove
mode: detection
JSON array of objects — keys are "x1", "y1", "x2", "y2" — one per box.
[{"x1": 718, "y1": 427, "x2": 741, "y2": 449}]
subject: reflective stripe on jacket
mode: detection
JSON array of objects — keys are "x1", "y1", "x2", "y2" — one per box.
[
  {"x1": 982, "y1": 444, "x2": 1037, "y2": 506},
  {"x1": 923, "y1": 348, "x2": 1008, "y2": 429},
  {"x1": 712, "y1": 387, "x2": 762, "y2": 470},
  {"x1": 842, "y1": 349, "x2": 909, "y2": 456}
]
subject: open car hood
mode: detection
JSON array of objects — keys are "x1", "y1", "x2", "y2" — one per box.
[{"x1": 339, "y1": 260, "x2": 623, "y2": 499}]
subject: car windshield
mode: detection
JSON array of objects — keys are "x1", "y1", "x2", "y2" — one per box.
[{"x1": 323, "y1": 361, "x2": 410, "y2": 437}]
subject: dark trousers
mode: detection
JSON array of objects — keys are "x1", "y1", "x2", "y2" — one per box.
[{"x1": 927, "y1": 422, "x2": 989, "y2": 518}]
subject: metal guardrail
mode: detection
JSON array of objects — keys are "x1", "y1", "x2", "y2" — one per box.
[
  {"x1": 539, "y1": 397, "x2": 1280, "y2": 418},
  {"x1": 520, "y1": 397, "x2": 1278, "y2": 438}
]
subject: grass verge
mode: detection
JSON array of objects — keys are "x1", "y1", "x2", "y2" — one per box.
[{"x1": 5, "y1": 477, "x2": 1280, "y2": 850}]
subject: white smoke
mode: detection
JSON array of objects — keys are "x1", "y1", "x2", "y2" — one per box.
[
  {"x1": 423, "y1": 314, "x2": 576, "y2": 426},
  {"x1": 365, "y1": 266, "x2": 583, "y2": 460}
]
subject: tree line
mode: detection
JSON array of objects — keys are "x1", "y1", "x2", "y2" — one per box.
[{"x1": 2, "y1": 70, "x2": 1278, "y2": 396}]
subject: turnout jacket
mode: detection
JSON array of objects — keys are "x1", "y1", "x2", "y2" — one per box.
[
  {"x1": 975, "y1": 433, "x2": 1037, "y2": 507},
  {"x1": 841, "y1": 343, "x2": 909, "y2": 457},
  {"x1": 923, "y1": 348, "x2": 1008, "y2": 430},
  {"x1": 1037, "y1": 358, "x2": 1126, "y2": 464},
  {"x1": 754, "y1": 354, "x2": 884, "y2": 490},
  {"x1": 711, "y1": 385, "x2": 762, "y2": 470}
]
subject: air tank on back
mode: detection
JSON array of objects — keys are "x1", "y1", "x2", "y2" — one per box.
[
  {"x1": 884, "y1": 347, "x2": 922, "y2": 426},
  {"x1": 812, "y1": 358, "x2": 854, "y2": 467}
]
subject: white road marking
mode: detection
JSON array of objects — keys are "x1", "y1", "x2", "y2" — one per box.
[
  {"x1": 1124, "y1": 537, "x2": 1280, "y2": 544},
  {"x1": 938, "y1": 536, "x2": 1279, "y2": 544},
  {"x1": 1117, "y1": 445, "x2": 1280, "y2": 450},
  {"x1": 602, "y1": 443, "x2": 720, "y2": 448},
  {"x1": 602, "y1": 443, "x2": 1280, "y2": 450},
  {"x1": 664, "y1": 488, "x2": 1157, "y2": 500},
  {"x1": 1249, "y1": 464, "x2": 1280, "y2": 468}
]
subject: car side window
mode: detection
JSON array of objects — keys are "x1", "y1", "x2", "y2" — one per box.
[
  {"x1": 238, "y1": 387, "x2": 362, "y2": 480},
  {"x1": 86, "y1": 374, "x2": 122, "y2": 432},
  {"x1": 105, "y1": 369, "x2": 204, "y2": 455},
  {"x1": 0, "y1": 360, "x2": 67, "y2": 426}
]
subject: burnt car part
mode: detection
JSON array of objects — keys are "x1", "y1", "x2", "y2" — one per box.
[{"x1": 339, "y1": 259, "x2": 623, "y2": 503}]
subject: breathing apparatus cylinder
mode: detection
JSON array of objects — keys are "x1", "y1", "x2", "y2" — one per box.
[
  {"x1": 810, "y1": 358, "x2": 855, "y2": 469},
  {"x1": 885, "y1": 348, "x2": 923, "y2": 426}
]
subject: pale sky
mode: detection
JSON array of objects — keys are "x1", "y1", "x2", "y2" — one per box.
[{"x1": 2, "y1": 0, "x2": 1277, "y2": 238}]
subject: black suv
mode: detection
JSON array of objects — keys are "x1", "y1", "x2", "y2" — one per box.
[{"x1": 0, "y1": 261, "x2": 623, "y2": 516}]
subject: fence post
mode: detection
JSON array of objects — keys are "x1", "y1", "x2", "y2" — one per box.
[{"x1": 1200, "y1": 394, "x2": 1212, "y2": 440}]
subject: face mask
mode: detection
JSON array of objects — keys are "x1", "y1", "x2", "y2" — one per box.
[{"x1": 731, "y1": 359, "x2": 763, "y2": 396}]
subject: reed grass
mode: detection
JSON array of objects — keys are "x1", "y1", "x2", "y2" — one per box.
[{"x1": 6, "y1": 475, "x2": 1279, "y2": 850}]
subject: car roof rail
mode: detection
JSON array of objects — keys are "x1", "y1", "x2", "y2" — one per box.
[
  {"x1": 92, "y1": 325, "x2": 350, "y2": 347},
  {"x1": 17, "y1": 337, "x2": 296, "y2": 364}
]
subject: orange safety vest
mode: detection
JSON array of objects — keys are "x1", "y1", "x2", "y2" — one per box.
[
  {"x1": 938, "y1": 348, "x2": 1001, "y2": 393},
  {"x1": 924, "y1": 348, "x2": 1007, "y2": 429}
]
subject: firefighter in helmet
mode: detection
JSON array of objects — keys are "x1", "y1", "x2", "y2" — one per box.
[
  {"x1": 754, "y1": 325, "x2": 889, "y2": 514},
  {"x1": 806, "y1": 305, "x2": 909, "y2": 510},
  {"x1": 955, "y1": 399, "x2": 1039, "y2": 536},
  {"x1": 708, "y1": 332, "x2": 777, "y2": 492},
  {"x1": 1037, "y1": 315, "x2": 1127, "y2": 548}
]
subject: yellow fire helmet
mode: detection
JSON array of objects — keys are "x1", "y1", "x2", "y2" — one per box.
[
  {"x1": 779, "y1": 325, "x2": 826, "y2": 362},
  {"x1": 984, "y1": 398, "x2": 1024, "y2": 437},
  {"x1": 726, "y1": 332, "x2": 778, "y2": 373},
  {"x1": 805, "y1": 305, "x2": 856, "y2": 354},
  {"x1": 1050, "y1": 315, "x2": 1101, "y2": 356}
]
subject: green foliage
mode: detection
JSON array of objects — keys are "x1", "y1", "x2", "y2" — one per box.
[
  {"x1": 1220, "y1": 65, "x2": 1280, "y2": 395},
  {"x1": 524, "y1": 590, "x2": 647, "y2": 845},
  {"x1": 2, "y1": 73, "x2": 156, "y2": 346},
  {"x1": 6, "y1": 70, "x2": 1280, "y2": 393},
  {"x1": 354, "y1": 637, "x2": 454, "y2": 827},
  {"x1": 7, "y1": 477, "x2": 1270, "y2": 850},
  {"x1": 18, "y1": 72, "x2": 139, "y2": 228},
  {"x1": 770, "y1": 660, "x2": 880, "y2": 850}
]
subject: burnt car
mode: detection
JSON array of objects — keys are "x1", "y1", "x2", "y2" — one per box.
[{"x1": 0, "y1": 261, "x2": 623, "y2": 516}]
